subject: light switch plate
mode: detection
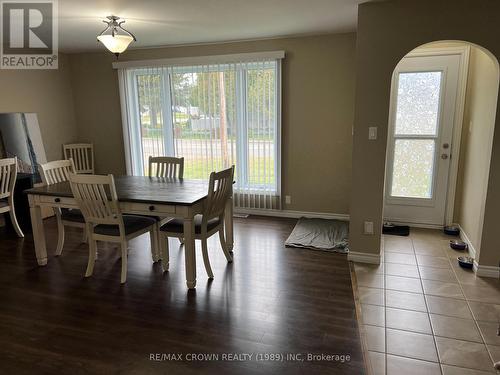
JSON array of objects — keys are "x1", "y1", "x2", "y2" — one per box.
[{"x1": 369, "y1": 127, "x2": 377, "y2": 140}]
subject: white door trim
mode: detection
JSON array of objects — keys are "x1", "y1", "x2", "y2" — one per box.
[
  {"x1": 406, "y1": 46, "x2": 470, "y2": 225},
  {"x1": 384, "y1": 45, "x2": 470, "y2": 226}
]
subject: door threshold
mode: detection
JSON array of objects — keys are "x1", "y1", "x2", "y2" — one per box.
[{"x1": 383, "y1": 219, "x2": 444, "y2": 230}]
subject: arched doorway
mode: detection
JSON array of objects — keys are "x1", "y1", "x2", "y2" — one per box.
[{"x1": 383, "y1": 41, "x2": 499, "y2": 263}]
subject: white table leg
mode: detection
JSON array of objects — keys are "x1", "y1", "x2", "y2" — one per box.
[
  {"x1": 149, "y1": 222, "x2": 161, "y2": 262},
  {"x1": 28, "y1": 196, "x2": 47, "y2": 266},
  {"x1": 224, "y1": 196, "x2": 234, "y2": 252},
  {"x1": 183, "y1": 217, "x2": 196, "y2": 289}
]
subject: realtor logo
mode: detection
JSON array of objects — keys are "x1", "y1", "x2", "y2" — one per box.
[{"x1": 0, "y1": 0, "x2": 58, "y2": 69}]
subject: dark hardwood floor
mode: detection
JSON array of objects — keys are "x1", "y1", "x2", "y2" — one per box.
[{"x1": 0, "y1": 216, "x2": 364, "y2": 375}]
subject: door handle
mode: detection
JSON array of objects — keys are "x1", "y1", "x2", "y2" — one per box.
[{"x1": 441, "y1": 154, "x2": 449, "y2": 160}]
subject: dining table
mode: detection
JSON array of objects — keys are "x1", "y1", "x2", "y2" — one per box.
[{"x1": 25, "y1": 176, "x2": 234, "y2": 289}]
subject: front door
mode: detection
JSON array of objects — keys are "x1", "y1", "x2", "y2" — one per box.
[{"x1": 384, "y1": 54, "x2": 461, "y2": 226}]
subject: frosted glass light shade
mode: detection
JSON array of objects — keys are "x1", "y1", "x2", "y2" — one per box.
[{"x1": 97, "y1": 34, "x2": 134, "y2": 54}]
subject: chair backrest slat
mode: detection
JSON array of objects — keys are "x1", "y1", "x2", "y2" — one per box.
[
  {"x1": 39, "y1": 159, "x2": 76, "y2": 186},
  {"x1": 63, "y1": 143, "x2": 94, "y2": 174},
  {"x1": 204, "y1": 166, "x2": 234, "y2": 220},
  {"x1": 148, "y1": 156, "x2": 184, "y2": 178},
  {"x1": 69, "y1": 173, "x2": 122, "y2": 226},
  {"x1": 0, "y1": 157, "x2": 17, "y2": 200}
]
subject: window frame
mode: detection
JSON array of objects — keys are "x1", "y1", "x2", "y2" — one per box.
[{"x1": 117, "y1": 56, "x2": 282, "y2": 196}]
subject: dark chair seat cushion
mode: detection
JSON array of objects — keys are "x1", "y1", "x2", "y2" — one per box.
[
  {"x1": 133, "y1": 215, "x2": 161, "y2": 221},
  {"x1": 94, "y1": 215, "x2": 156, "y2": 236},
  {"x1": 61, "y1": 208, "x2": 85, "y2": 223},
  {"x1": 160, "y1": 215, "x2": 220, "y2": 234}
]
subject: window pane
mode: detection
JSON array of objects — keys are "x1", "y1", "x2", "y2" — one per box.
[
  {"x1": 395, "y1": 72, "x2": 442, "y2": 136},
  {"x1": 171, "y1": 70, "x2": 238, "y2": 181},
  {"x1": 391, "y1": 139, "x2": 435, "y2": 199},
  {"x1": 136, "y1": 72, "x2": 165, "y2": 175},
  {"x1": 247, "y1": 66, "x2": 276, "y2": 188},
  {"x1": 129, "y1": 62, "x2": 278, "y2": 193}
]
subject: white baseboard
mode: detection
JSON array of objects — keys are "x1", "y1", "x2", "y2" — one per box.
[
  {"x1": 234, "y1": 208, "x2": 350, "y2": 221},
  {"x1": 457, "y1": 224, "x2": 477, "y2": 260},
  {"x1": 458, "y1": 224, "x2": 500, "y2": 279},
  {"x1": 473, "y1": 262, "x2": 500, "y2": 278},
  {"x1": 348, "y1": 251, "x2": 381, "y2": 265}
]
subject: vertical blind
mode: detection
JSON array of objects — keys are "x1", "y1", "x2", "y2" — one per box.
[{"x1": 118, "y1": 54, "x2": 282, "y2": 210}]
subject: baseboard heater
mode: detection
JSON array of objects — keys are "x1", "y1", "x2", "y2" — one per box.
[{"x1": 233, "y1": 192, "x2": 281, "y2": 210}]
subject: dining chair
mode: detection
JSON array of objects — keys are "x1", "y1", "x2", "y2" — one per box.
[
  {"x1": 68, "y1": 173, "x2": 157, "y2": 284},
  {"x1": 63, "y1": 143, "x2": 94, "y2": 174},
  {"x1": 0, "y1": 157, "x2": 24, "y2": 238},
  {"x1": 148, "y1": 156, "x2": 184, "y2": 178},
  {"x1": 38, "y1": 159, "x2": 86, "y2": 255},
  {"x1": 158, "y1": 166, "x2": 234, "y2": 278},
  {"x1": 148, "y1": 156, "x2": 185, "y2": 244}
]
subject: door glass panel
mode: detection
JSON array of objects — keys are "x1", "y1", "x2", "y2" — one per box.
[
  {"x1": 395, "y1": 72, "x2": 442, "y2": 136},
  {"x1": 391, "y1": 139, "x2": 435, "y2": 199}
]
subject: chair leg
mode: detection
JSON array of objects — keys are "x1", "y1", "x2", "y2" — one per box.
[
  {"x1": 55, "y1": 217, "x2": 65, "y2": 256},
  {"x1": 8, "y1": 206, "x2": 24, "y2": 238},
  {"x1": 85, "y1": 238, "x2": 97, "y2": 277},
  {"x1": 160, "y1": 235, "x2": 170, "y2": 272},
  {"x1": 81, "y1": 229, "x2": 88, "y2": 243},
  {"x1": 201, "y1": 238, "x2": 214, "y2": 279},
  {"x1": 120, "y1": 240, "x2": 128, "y2": 284},
  {"x1": 218, "y1": 228, "x2": 233, "y2": 263}
]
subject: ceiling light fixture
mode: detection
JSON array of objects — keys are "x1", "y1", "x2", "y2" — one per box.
[{"x1": 97, "y1": 16, "x2": 136, "y2": 57}]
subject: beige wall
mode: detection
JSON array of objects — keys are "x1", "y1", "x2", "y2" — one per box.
[
  {"x1": 69, "y1": 33, "x2": 357, "y2": 214},
  {"x1": 454, "y1": 46, "x2": 499, "y2": 256},
  {"x1": 0, "y1": 53, "x2": 78, "y2": 161},
  {"x1": 351, "y1": 0, "x2": 500, "y2": 267}
]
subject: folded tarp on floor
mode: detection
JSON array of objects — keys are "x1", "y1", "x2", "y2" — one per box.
[{"x1": 285, "y1": 217, "x2": 349, "y2": 253}]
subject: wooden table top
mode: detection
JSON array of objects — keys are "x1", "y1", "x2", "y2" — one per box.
[{"x1": 25, "y1": 176, "x2": 209, "y2": 206}]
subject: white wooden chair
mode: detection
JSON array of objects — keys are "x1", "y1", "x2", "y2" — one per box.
[
  {"x1": 158, "y1": 166, "x2": 234, "y2": 278},
  {"x1": 0, "y1": 157, "x2": 24, "y2": 237},
  {"x1": 148, "y1": 156, "x2": 185, "y2": 243},
  {"x1": 38, "y1": 159, "x2": 86, "y2": 255},
  {"x1": 63, "y1": 143, "x2": 94, "y2": 174},
  {"x1": 68, "y1": 173, "x2": 158, "y2": 284},
  {"x1": 148, "y1": 156, "x2": 184, "y2": 178}
]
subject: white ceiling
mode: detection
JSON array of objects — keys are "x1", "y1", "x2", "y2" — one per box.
[{"x1": 58, "y1": 0, "x2": 364, "y2": 53}]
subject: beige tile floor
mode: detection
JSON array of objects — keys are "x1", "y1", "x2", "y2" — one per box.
[{"x1": 354, "y1": 228, "x2": 500, "y2": 375}]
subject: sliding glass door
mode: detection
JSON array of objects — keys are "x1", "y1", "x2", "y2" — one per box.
[{"x1": 121, "y1": 60, "x2": 280, "y2": 208}]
